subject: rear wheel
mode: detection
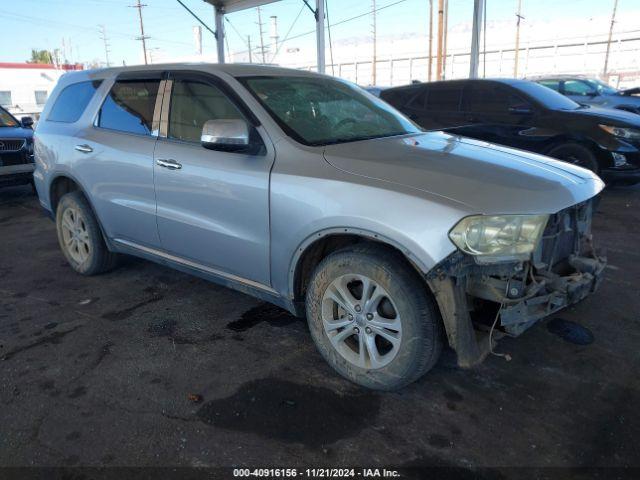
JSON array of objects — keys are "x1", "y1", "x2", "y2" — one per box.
[
  {"x1": 547, "y1": 143, "x2": 600, "y2": 173},
  {"x1": 56, "y1": 191, "x2": 118, "y2": 275},
  {"x1": 305, "y1": 244, "x2": 443, "y2": 390}
]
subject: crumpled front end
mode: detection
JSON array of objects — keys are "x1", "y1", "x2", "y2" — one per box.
[{"x1": 427, "y1": 197, "x2": 606, "y2": 367}]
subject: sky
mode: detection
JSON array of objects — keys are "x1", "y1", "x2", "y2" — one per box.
[{"x1": 0, "y1": 0, "x2": 635, "y2": 68}]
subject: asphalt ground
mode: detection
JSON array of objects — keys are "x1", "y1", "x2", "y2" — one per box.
[{"x1": 0, "y1": 183, "x2": 639, "y2": 479}]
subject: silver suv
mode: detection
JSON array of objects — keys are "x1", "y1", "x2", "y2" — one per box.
[{"x1": 34, "y1": 64, "x2": 606, "y2": 390}]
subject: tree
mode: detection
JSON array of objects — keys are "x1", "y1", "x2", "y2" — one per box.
[{"x1": 28, "y1": 49, "x2": 53, "y2": 64}]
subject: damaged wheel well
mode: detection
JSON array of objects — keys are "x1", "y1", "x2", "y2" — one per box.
[{"x1": 293, "y1": 233, "x2": 434, "y2": 304}]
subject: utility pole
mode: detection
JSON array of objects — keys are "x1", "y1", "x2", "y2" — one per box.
[
  {"x1": 469, "y1": 0, "x2": 485, "y2": 78},
  {"x1": 428, "y1": 0, "x2": 433, "y2": 81},
  {"x1": 442, "y1": 0, "x2": 448, "y2": 78},
  {"x1": 130, "y1": 0, "x2": 149, "y2": 65},
  {"x1": 257, "y1": 7, "x2": 267, "y2": 64},
  {"x1": 372, "y1": 0, "x2": 377, "y2": 86},
  {"x1": 603, "y1": 0, "x2": 618, "y2": 78},
  {"x1": 270, "y1": 16, "x2": 279, "y2": 54},
  {"x1": 247, "y1": 35, "x2": 253, "y2": 63},
  {"x1": 514, "y1": 0, "x2": 523, "y2": 77},
  {"x1": 436, "y1": 0, "x2": 444, "y2": 80},
  {"x1": 99, "y1": 25, "x2": 111, "y2": 67}
]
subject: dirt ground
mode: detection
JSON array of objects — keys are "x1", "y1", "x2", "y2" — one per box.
[{"x1": 0, "y1": 183, "x2": 639, "y2": 478}]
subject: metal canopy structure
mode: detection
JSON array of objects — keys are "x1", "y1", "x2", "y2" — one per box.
[
  {"x1": 202, "y1": 0, "x2": 326, "y2": 73},
  {"x1": 201, "y1": 0, "x2": 483, "y2": 80}
]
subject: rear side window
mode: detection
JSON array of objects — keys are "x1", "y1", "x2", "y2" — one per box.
[
  {"x1": 98, "y1": 79, "x2": 160, "y2": 135},
  {"x1": 48, "y1": 80, "x2": 102, "y2": 123},
  {"x1": 538, "y1": 80, "x2": 560, "y2": 92},
  {"x1": 425, "y1": 85, "x2": 462, "y2": 111}
]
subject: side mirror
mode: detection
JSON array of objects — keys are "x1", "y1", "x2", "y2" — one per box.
[
  {"x1": 21, "y1": 116, "x2": 34, "y2": 128},
  {"x1": 508, "y1": 106, "x2": 533, "y2": 115},
  {"x1": 201, "y1": 119, "x2": 249, "y2": 151}
]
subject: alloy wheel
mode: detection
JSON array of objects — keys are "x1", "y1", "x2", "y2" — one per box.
[
  {"x1": 60, "y1": 207, "x2": 91, "y2": 264},
  {"x1": 321, "y1": 274, "x2": 402, "y2": 369}
]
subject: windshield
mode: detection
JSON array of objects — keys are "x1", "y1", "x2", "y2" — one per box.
[
  {"x1": 514, "y1": 81, "x2": 583, "y2": 110},
  {"x1": 240, "y1": 76, "x2": 420, "y2": 146},
  {"x1": 0, "y1": 107, "x2": 19, "y2": 127},
  {"x1": 587, "y1": 78, "x2": 619, "y2": 95}
]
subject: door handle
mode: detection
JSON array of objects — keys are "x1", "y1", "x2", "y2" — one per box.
[
  {"x1": 156, "y1": 158, "x2": 182, "y2": 170},
  {"x1": 75, "y1": 144, "x2": 93, "y2": 153}
]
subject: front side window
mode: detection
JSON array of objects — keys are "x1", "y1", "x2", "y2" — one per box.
[
  {"x1": 0, "y1": 91, "x2": 12, "y2": 107},
  {"x1": 98, "y1": 79, "x2": 160, "y2": 135},
  {"x1": 35, "y1": 90, "x2": 48, "y2": 106},
  {"x1": 241, "y1": 76, "x2": 419, "y2": 146},
  {"x1": 563, "y1": 80, "x2": 595, "y2": 96},
  {"x1": 0, "y1": 106, "x2": 19, "y2": 127},
  {"x1": 466, "y1": 84, "x2": 531, "y2": 113},
  {"x1": 48, "y1": 80, "x2": 102, "y2": 123},
  {"x1": 168, "y1": 80, "x2": 243, "y2": 143}
]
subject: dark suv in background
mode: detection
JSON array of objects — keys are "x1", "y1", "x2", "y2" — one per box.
[
  {"x1": 380, "y1": 79, "x2": 640, "y2": 185},
  {"x1": 0, "y1": 106, "x2": 35, "y2": 188},
  {"x1": 533, "y1": 76, "x2": 640, "y2": 115}
]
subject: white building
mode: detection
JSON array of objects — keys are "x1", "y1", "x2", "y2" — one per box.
[{"x1": 0, "y1": 63, "x2": 82, "y2": 120}]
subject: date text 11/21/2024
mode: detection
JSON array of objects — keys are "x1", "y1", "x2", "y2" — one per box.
[{"x1": 232, "y1": 468, "x2": 402, "y2": 478}]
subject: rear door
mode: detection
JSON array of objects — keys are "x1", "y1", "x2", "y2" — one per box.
[
  {"x1": 421, "y1": 83, "x2": 467, "y2": 130},
  {"x1": 73, "y1": 73, "x2": 162, "y2": 248},
  {"x1": 152, "y1": 72, "x2": 274, "y2": 286}
]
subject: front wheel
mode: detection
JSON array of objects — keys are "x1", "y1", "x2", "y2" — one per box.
[
  {"x1": 547, "y1": 143, "x2": 600, "y2": 173},
  {"x1": 305, "y1": 244, "x2": 443, "y2": 390}
]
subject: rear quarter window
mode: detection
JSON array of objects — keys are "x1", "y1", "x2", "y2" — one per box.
[{"x1": 48, "y1": 80, "x2": 102, "y2": 123}]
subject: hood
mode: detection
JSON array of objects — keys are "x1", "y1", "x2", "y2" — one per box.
[
  {"x1": 564, "y1": 105, "x2": 640, "y2": 125},
  {"x1": 620, "y1": 87, "x2": 640, "y2": 96},
  {"x1": 323, "y1": 132, "x2": 604, "y2": 215},
  {"x1": 0, "y1": 126, "x2": 33, "y2": 139}
]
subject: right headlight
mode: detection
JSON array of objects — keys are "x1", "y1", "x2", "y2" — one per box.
[
  {"x1": 449, "y1": 214, "x2": 549, "y2": 262},
  {"x1": 599, "y1": 124, "x2": 640, "y2": 141}
]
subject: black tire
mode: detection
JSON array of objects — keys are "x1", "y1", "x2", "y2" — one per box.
[
  {"x1": 305, "y1": 244, "x2": 443, "y2": 391},
  {"x1": 55, "y1": 191, "x2": 118, "y2": 275},
  {"x1": 547, "y1": 142, "x2": 600, "y2": 173}
]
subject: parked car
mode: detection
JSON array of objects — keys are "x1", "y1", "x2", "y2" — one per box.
[
  {"x1": 0, "y1": 105, "x2": 34, "y2": 188},
  {"x1": 532, "y1": 75, "x2": 640, "y2": 114},
  {"x1": 34, "y1": 65, "x2": 605, "y2": 390},
  {"x1": 379, "y1": 78, "x2": 640, "y2": 185}
]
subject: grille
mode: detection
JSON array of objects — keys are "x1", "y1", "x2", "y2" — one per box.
[{"x1": 0, "y1": 139, "x2": 26, "y2": 151}]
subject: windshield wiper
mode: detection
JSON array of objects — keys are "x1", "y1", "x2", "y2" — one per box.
[{"x1": 317, "y1": 132, "x2": 410, "y2": 146}]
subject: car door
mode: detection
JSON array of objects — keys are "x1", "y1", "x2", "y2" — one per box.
[
  {"x1": 153, "y1": 72, "x2": 274, "y2": 286},
  {"x1": 421, "y1": 83, "x2": 467, "y2": 130},
  {"x1": 456, "y1": 82, "x2": 538, "y2": 149},
  {"x1": 76, "y1": 73, "x2": 162, "y2": 248}
]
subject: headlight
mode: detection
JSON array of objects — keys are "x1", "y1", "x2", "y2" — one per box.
[
  {"x1": 449, "y1": 214, "x2": 548, "y2": 262},
  {"x1": 599, "y1": 124, "x2": 640, "y2": 140}
]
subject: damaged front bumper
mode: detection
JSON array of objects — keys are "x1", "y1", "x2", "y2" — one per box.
[{"x1": 426, "y1": 198, "x2": 606, "y2": 367}]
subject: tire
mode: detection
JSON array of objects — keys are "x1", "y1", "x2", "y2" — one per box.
[
  {"x1": 55, "y1": 191, "x2": 118, "y2": 275},
  {"x1": 547, "y1": 142, "x2": 600, "y2": 173},
  {"x1": 305, "y1": 244, "x2": 443, "y2": 390}
]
